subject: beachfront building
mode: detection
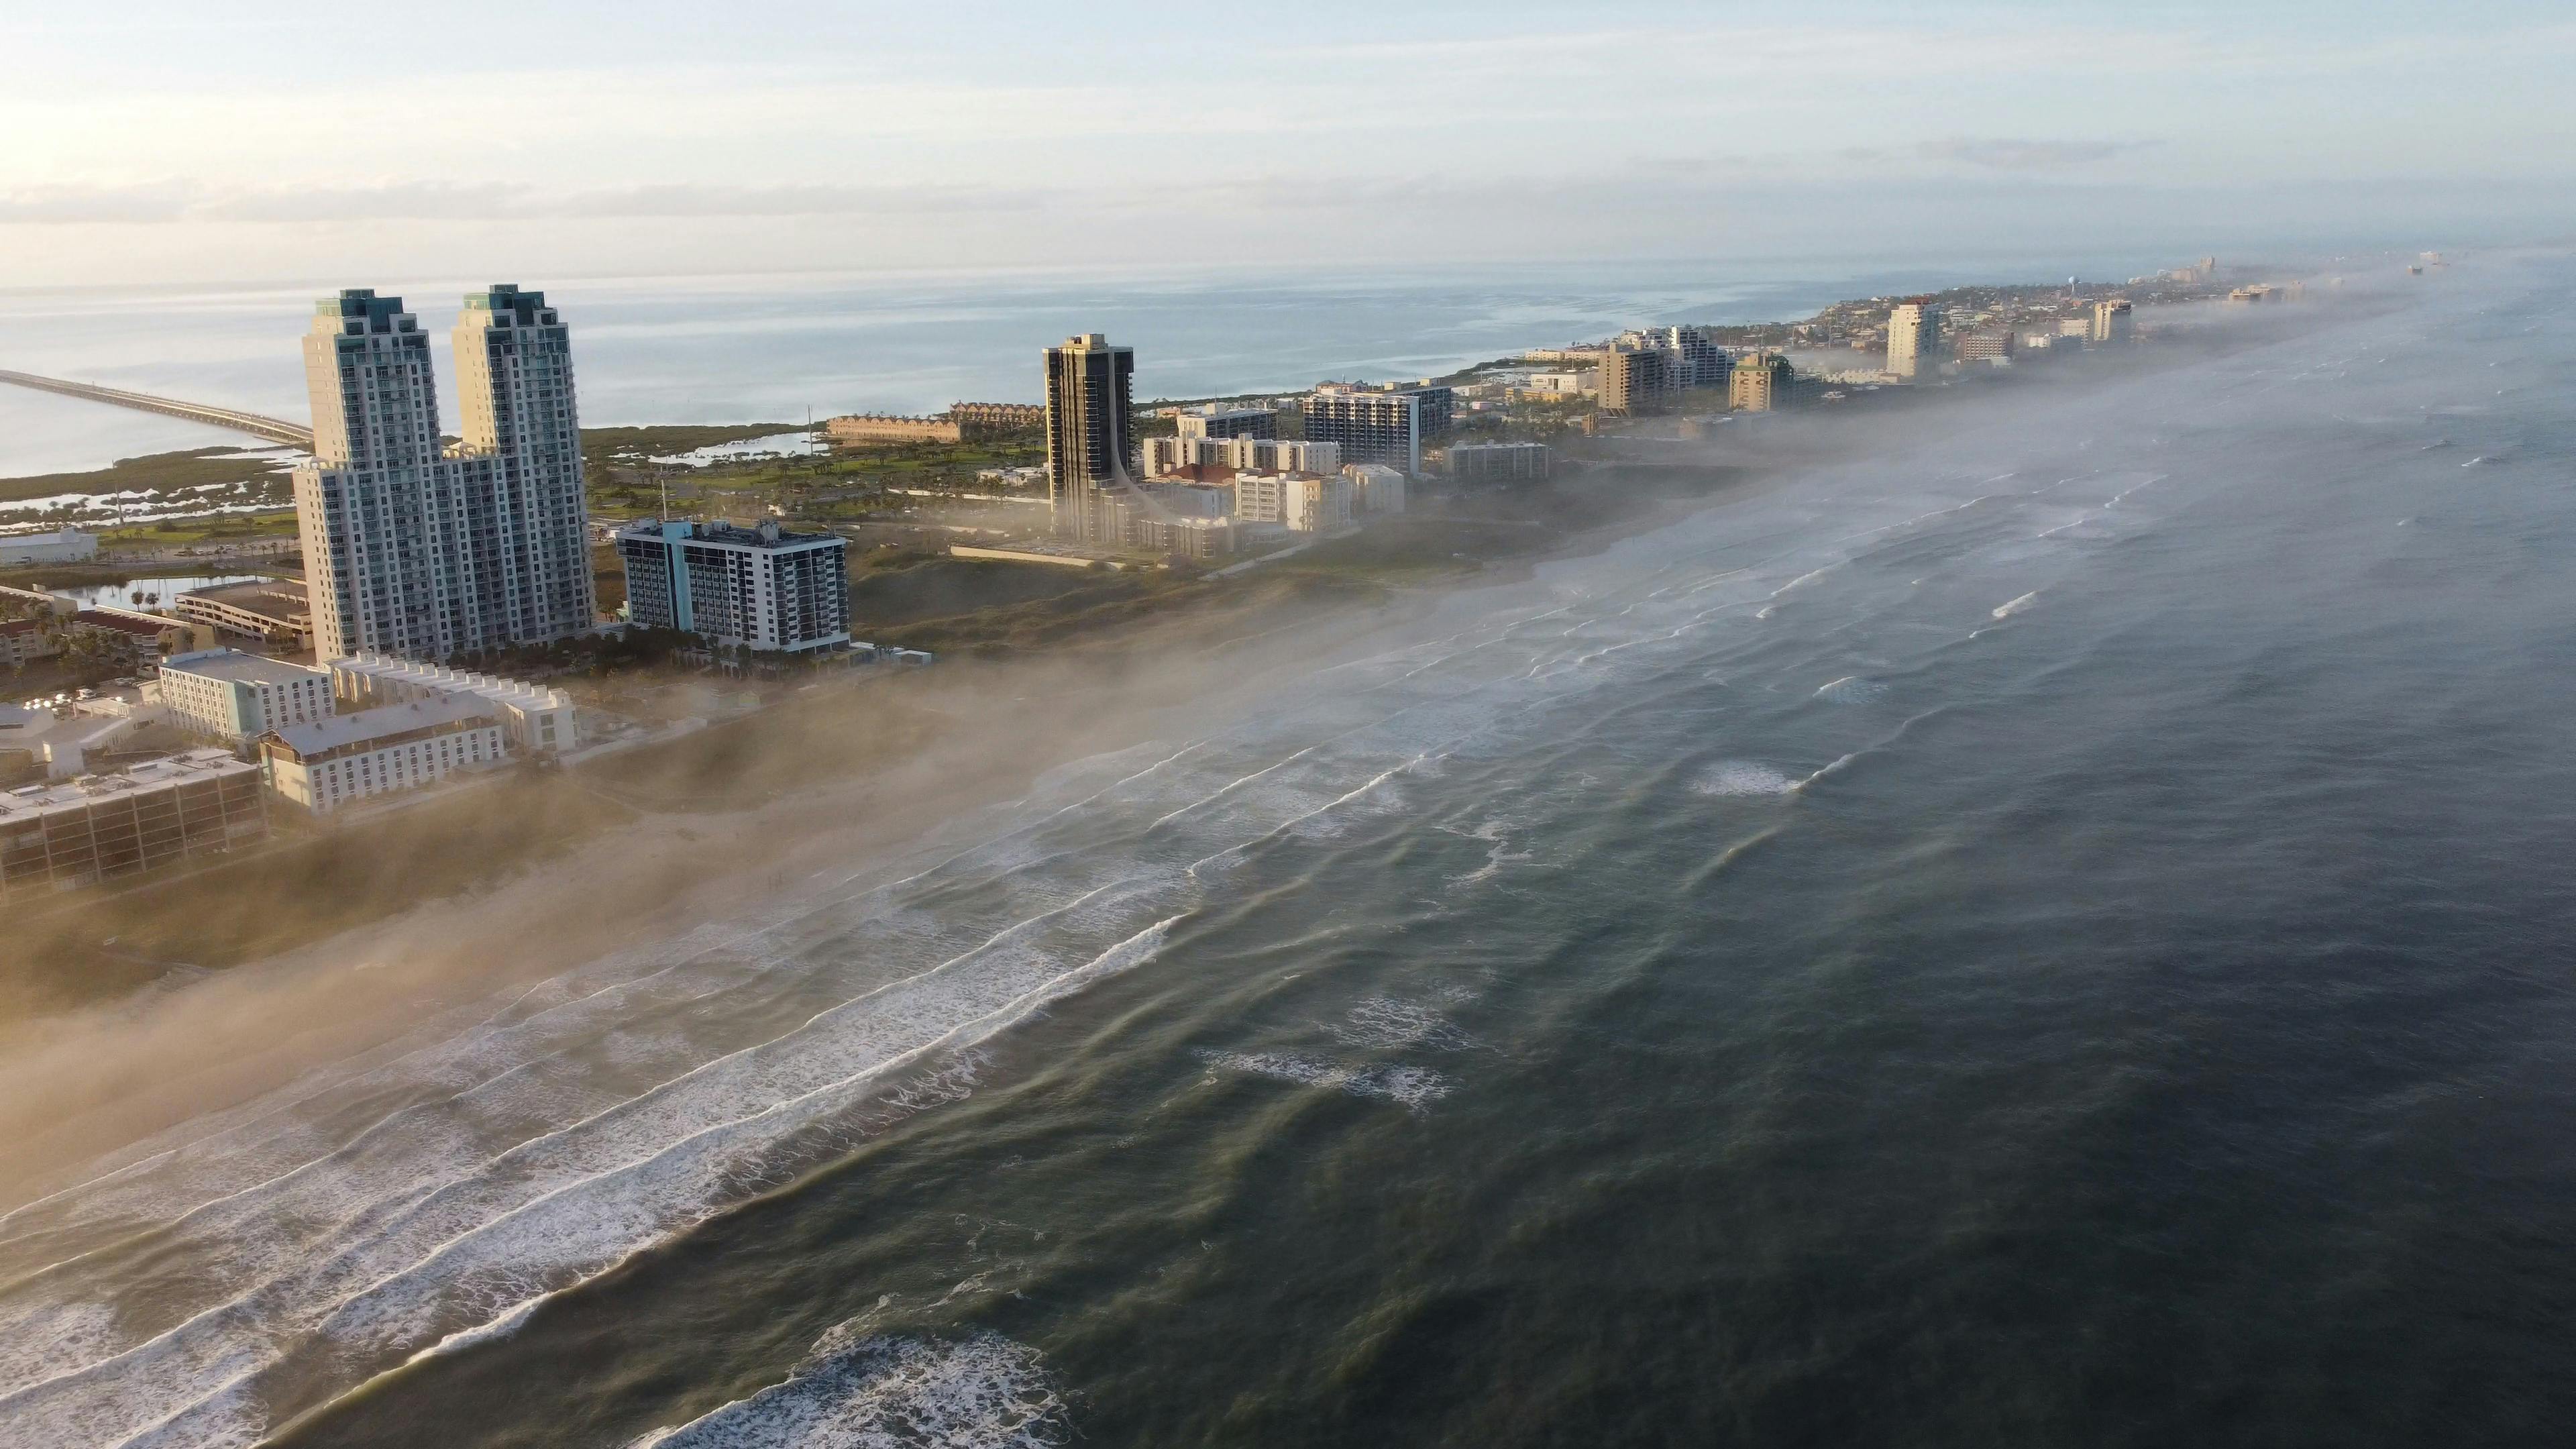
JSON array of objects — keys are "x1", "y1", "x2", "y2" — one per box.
[
  {"x1": 260, "y1": 697, "x2": 506, "y2": 816},
  {"x1": 1284, "y1": 473, "x2": 1354, "y2": 533},
  {"x1": 1344, "y1": 463, "x2": 1407, "y2": 515},
  {"x1": 1173, "y1": 405, "x2": 1277, "y2": 441},
  {"x1": 1301, "y1": 385, "x2": 1452, "y2": 474},
  {"x1": 1600, "y1": 347, "x2": 1671, "y2": 415},
  {"x1": 615, "y1": 518, "x2": 851, "y2": 655},
  {"x1": 156, "y1": 649, "x2": 333, "y2": 745},
  {"x1": 1729, "y1": 353, "x2": 1797, "y2": 413},
  {"x1": 1044, "y1": 333, "x2": 1138, "y2": 543},
  {"x1": 293, "y1": 286, "x2": 596, "y2": 661},
  {"x1": 327, "y1": 653, "x2": 576, "y2": 756},
  {"x1": 1140, "y1": 435, "x2": 1340, "y2": 478},
  {"x1": 0, "y1": 749, "x2": 268, "y2": 896},
  {"x1": 1446, "y1": 441, "x2": 1553, "y2": 483},
  {"x1": 1956, "y1": 331, "x2": 2018, "y2": 363},
  {"x1": 1521, "y1": 371, "x2": 1595, "y2": 398},
  {"x1": 1886, "y1": 301, "x2": 1940, "y2": 379},
  {"x1": 2092, "y1": 300, "x2": 2135, "y2": 343}
]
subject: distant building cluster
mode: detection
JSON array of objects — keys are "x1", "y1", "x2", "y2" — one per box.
[
  {"x1": 824, "y1": 402, "x2": 1047, "y2": 447},
  {"x1": 1580, "y1": 324, "x2": 1809, "y2": 415}
]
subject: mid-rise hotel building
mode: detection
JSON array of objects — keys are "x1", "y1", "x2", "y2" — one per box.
[
  {"x1": 260, "y1": 697, "x2": 507, "y2": 815},
  {"x1": 1886, "y1": 301, "x2": 1941, "y2": 379},
  {"x1": 615, "y1": 518, "x2": 851, "y2": 654},
  {"x1": 1141, "y1": 435, "x2": 1341, "y2": 478},
  {"x1": 156, "y1": 649, "x2": 333, "y2": 745},
  {"x1": 293, "y1": 286, "x2": 596, "y2": 661},
  {"x1": 1301, "y1": 385, "x2": 1453, "y2": 474}
]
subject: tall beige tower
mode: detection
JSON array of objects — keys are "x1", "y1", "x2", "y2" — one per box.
[{"x1": 1886, "y1": 301, "x2": 1940, "y2": 380}]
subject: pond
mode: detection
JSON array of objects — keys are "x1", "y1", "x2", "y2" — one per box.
[{"x1": 49, "y1": 574, "x2": 272, "y2": 610}]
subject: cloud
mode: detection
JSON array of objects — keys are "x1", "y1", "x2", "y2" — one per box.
[
  {"x1": 0, "y1": 179, "x2": 1048, "y2": 225},
  {"x1": 1915, "y1": 138, "x2": 2153, "y2": 172}
]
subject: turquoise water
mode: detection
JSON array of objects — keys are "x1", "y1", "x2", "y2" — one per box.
[{"x1": 0, "y1": 252, "x2": 2188, "y2": 477}]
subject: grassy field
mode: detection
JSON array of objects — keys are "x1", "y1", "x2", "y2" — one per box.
[
  {"x1": 582, "y1": 423, "x2": 806, "y2": 458},
  {"x1": 1, "y1": 447, "x2": 294, "y2": 505},
  {"x1": 99, "y1": 510, "x2": 299, "y2": 547}
]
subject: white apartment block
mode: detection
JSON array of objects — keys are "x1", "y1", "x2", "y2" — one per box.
[
  {"x1": 327, "y1": 653, "x2": 576, "y2": 755},
  {"x1": 260, "y1": 696, "x2": 506, "y2": 815},
  {"x1": 1285, "y1": 473, "x2": 1354, "y2": 533},
  {"x1": 1523, "y1": 372, "x2": 1597, "y2": 396},
  {"x1": 1886, "y1": 302, "x2": 1941, "y2": 380},
  {"x1": 1230, "y1": 472, "x2": 1290, "y2": 525},
  {"x1": 1141, "y1": 435, "x2": 1341, "y2": 478},
  {"x1": 293, "y1": 286, "x2": 596, "y2": 662},
  {"x1": 614, "y1": 518, "x2": 851, "y2": 655},
  {"x1": 1173, "y1": 405, "x2": 1278, "y2": 441},
  {"x1": 156, "y1": 649, "x2": 333, "y2": 745},
  {"x1": 1342, "y1": 463, "x2": 1407, "y2": 515}
]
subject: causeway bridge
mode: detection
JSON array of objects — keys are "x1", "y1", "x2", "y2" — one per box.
[{"x1": 0, "y1": 368, "x2": 314, "y2": 451}]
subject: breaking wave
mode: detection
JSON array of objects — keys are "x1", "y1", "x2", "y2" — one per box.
[{"x1": 629, "y1": 1328, "x2": 1067, "y2": 1448}]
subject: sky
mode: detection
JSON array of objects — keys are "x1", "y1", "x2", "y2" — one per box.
[{"x1": 3, "y1": 0, "x2": 2572, "y2": 286}]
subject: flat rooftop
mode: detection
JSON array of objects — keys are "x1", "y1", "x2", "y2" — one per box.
[
  {"x1": 184, "y1": 580, "x2": 310, "y2": 614},
  {"x1": 0, "y1": 749, "x2": 257, "y2": 820},
  {"x1": 162, "y1": 649, "x2": 323, "y2": 687},
  {"x1": 270, "y1": 695, "x2": 496, "y2": 757}
]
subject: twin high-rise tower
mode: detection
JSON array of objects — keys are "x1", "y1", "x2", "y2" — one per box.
[{"x1": 293, "y1": 286, "x2": 595, "y2": 661}]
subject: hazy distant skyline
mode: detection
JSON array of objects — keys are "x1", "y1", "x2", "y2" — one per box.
[{"x1": 7, "y1": 1, "x2": 2573, "y2": 284}]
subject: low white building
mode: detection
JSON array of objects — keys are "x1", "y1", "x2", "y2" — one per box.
[
  {"x1": 1285, "y1": 473, "x2": 1354, "y2": 533},
  {"x1": 1522, "y1": 371, "x2": 1596, "y2": 397},
  {"x1": 260, "y1": 696, "x2": 506, "y2": 815},
  {"x1": 1343, "y1": 463, "x2": 1408, "y2": 515},
  {"x1": 0, "y1": 530, "x2": 99, "y2": 567},
  {"x1": 1141, "y1": 435, "x2": 1341, "y2": 478},
  {"x1": 157, "y1": 649, "x2": 333, "y2": 745},
  {"x1": 326, "y1": 653, "x2": 576, "y2": 756}
]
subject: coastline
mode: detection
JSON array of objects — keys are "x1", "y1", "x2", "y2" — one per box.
[{"x1": 0, "y1": 290, "x2": 2361, "y2": 1197}]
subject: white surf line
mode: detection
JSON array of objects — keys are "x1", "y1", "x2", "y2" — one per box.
[
  {"x1": 0, "y1": 871, "x2": 1177, "y2": 1405},
  {"x1": 1146, "y1": 744, "x2": 1322, "y2": 831},
  {"x1": 7, "y1": 737, "x2": 1236, "y2": 1239},
  {"x1": 60, "y1": 914, "x2": 1196, "y2": 1448},
  {"x1": 0, "y1": 932, "x2": 793, "y2": 1250},
  {"x1": 1, "y1": 877, "x2": 1187, "y2": 1430},
  {"x1": 1794, "y1": 706, "x2": 1953, "y2": 793},
  {"x1": 1187, "y1": 754, "x2": 1435, "y2": 879}
]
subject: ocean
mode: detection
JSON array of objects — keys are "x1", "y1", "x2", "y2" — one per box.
[
  {"x1": 0, "y1": 250, "x2": 2186, "y2": 478},
  {"x1": 5, "y1": 253, "x2": 2574, "y2": 1447}
]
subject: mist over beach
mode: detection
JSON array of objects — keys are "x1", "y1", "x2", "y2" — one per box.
[{"x1": 8, "y1": 4, "x2": 2576, "y2": 1446}]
